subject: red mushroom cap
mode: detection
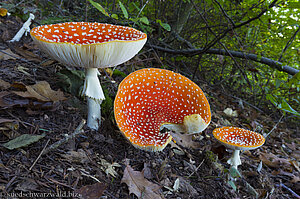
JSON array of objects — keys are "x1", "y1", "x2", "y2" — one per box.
[
  {"x1": 114, "y1": 68, "x2": 211, "y2": 151},
  {"x1": 30, "y1": 22, "x2": 147, "y2": 68},
  {"x1": 213, "y1": 127, "x2": 265, "y2": 150}
]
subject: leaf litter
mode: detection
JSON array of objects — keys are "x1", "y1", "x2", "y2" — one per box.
[{"x1": 0, "y1": 13, "x2": 298, "y2": 199}]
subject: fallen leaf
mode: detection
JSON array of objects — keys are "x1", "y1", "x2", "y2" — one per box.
[
  {"x1": 259, "y1": 152, "x2": 292, "y2": 169},
  {"x1": 170, "y1": 132, "x2": 200, "y2": 149},
  {"x1": 61, "y1": 149, "x2": 89, "y2": 163},
  {"x1": 177, "y1": 177, "x2": 198, "y2": 197},
  {"x1": 13, "y1": 81, "x2": 66, "y2": 102},
  {"x1": 76, "y1": 182, "x2": 106, "y2": 199},
  {"x1": 143, "y1": 162, "x2": 154, "y2": 180},
  {"x1": 0, "y1": 48, "x2": 21, "y2": 60},
  {"x1": 0, "y1": 79, "x2": 10, "y2": 89},
  {"x1": 2, "y1": 133, "x2": 45, "y2": 150},
  {"x1": 14, "y1": 47, "x2": 42, "y2": 62},
  {"x1": 15, "y1": 179, "x2": 39, "y2": 192},
  {"x1": 0, "y1": 118, "x2": 19, "y2": 131},
  {"x1": 121, "y1": 164, "x2": 163, "y2": 199},
  {"x1": 98, "y1": 158, "x2": 121, "y2": 177},
  {"x1": 0, "y1": 8, "x2": 8, "y2": 17}
]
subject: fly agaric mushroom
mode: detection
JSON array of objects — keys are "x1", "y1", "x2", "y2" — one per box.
[
  {"x1": 30, "y1": 22, "x2": 147, "y2": 130},
  {"x1": 212, "y1": 127, "x2": 265, "y2": 169},
  {"x1": 114, "y1": 68, "x2": 211, "y2": 151}
]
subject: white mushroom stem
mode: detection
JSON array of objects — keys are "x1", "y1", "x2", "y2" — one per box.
[
  {"x1": 227, "y1": 150, "x2": 242, "y2": 169},
  {"x1": 9, "y1": 13, "x2": 35, "y2": 42},
  {"x1": 87, "y1": 98, "x2": 102, "y2": 130},
  {"x1": 82, "y1": 68, "x2": 105, "y2": 130},
  {"x1": 82, "y1": 68, "x2": 105, "y2": 101},
  {"x1": 160, "y1": 114, "x2": 209, "y2": 134}
]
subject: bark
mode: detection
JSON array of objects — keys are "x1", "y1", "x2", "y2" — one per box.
[{"x1": 148, "y1": 44, "x2": 299, "y2": 75}]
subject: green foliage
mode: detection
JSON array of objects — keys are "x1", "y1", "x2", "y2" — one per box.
[
  {"x1": 156, "y1": 19, "x2": 171, "y2": 31},
  {"x1": 87, "y1": 0, "x2": 109, "y2": 17},
  {"x1": 3, "y1": 133, "x2": 45, "y2": 150},
  {"x1": 113, "y1": 69, "x2": 127, "y2": 78},
  {"x1": 101, "y1": 87, "x2": 114, "y2": 117},
  {"x1": 119, "y1": 1, "x2": 128, "y2": 19},
  {"x1": 87, "y1": 0, "x2": 169, "y2": 34},
  {"x1": 57, "y1": 69, "x2": 85, "y2": 97}
]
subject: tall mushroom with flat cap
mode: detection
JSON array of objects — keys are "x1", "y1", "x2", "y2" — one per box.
[
  {"x1": 30, "y1": 22, "x2": 147, "y2": 130},
  {"x1": 114, "y1": 68, "x2": 211, "y2": 151},
  {"x1": 212, "y1": 127, "x2": 265, "y2": 169}
]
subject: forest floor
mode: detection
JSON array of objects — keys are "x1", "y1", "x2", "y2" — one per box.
[{"x1": 0, "y1": 15, "x2": 299, "y2": 199}]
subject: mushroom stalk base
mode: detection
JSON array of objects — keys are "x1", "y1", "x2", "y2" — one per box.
[
  {"x1": 227, "y1": 150, "x2": 241, "y2": 169},
  {"x1": 82, "y1": 68, "x2": 105, "y2": 102},
  {"x1": 87, "y1": 97, "x2": 102, "y2": 130}
]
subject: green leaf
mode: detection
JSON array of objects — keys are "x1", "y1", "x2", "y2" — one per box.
[
  {"x1": 229, "y1": 167, "x2": 242, "y2": 178},
  {"x1": 287, "y1": 71, "x2": 300, "y2": 86},
  {"x1": 57, "y1": 69, "x2": 85, "y2": 96},
  {"x1": 228, "y1": 180, "x2": 237, "y2": 191},
  {"x1": 3, "y1": 133, "x2": 45, "y2": 150},
  {"x1": 156, "y1": 19, "x2": 171, "y2": 31},
  {"x1": 87, "y1": 0, "x2": 109, "y2": 17},
  {"x1": 119, "y1": 1, "x2": 128, "y2": 19},
  {"x1": 139, "y1": 16, "x2": 149, "y2": 25},
  {"x1": 280, "y1": 99, "x2": 300, "y2": 116},
  {"x1": 266, "y1": 94, "x2": 279, "y2": 106},
  {"x1": 111, "y1": 14, "x2": 118, "y2": 20}
]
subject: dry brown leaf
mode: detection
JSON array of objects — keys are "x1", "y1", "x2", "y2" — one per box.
[
  {"x1": 61, "y1": 149, "x2": 89, "y2": 163},
  {"x1": 0, "y1": 79, "x2": 10, "y2": 90},
  {"x1": 0, "y1": 48, "x2": 21, "y2": 60},
  {"x1": 13, "y1": 81, "x2": 66, "y2": 102},
  {"x1": 0, "y1": 8, "x2": 8, "y2": 17},
  {"x1": 76, "y1": 182, "x2": 106, "y2": 199},
  {"x1": 170, "y1": 132, "x2": 200, "y2": 149},
  {"x1": 14, "y1": 47, "x2": 42, "y2": 62},
  {"x1": 290, "y1": 175, "x2": 300, "y2": 183},
  {"x1": 0, "y1": 91, "x2": 13, "y2": 108},
  {"x1": 121, "y1": 164, "x2": 163, "y2": 199},
  {"x1": 259, "y1": 152, "x2": 292, "y2": 169}
]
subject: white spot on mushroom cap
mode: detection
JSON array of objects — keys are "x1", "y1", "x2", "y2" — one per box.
[{"x1": 212, "y1": 127, "x2": 265, "y2": 150}]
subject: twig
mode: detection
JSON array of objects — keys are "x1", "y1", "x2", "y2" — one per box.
[
  {"x1": 278, "y1": 27, "x2": 300, "y2": 62},
  {"x1": 265, "y1": 114, "x2": 284, "y2": 138},
  {"x1": 276, "y1": 183, "x2": 300, "y2": 199},
  {"x1": 188, "y1": 159, "x2": 205, "y2": 178},
  {"x1": 190, "y1": 0, "x2": 279, "y2": 54},
  {"x1": 213, "y1": 0, "x2": 236, "y2": 26},
  {"x1": 29, "y1": 139, "x2": 50, "y2": 170},
  {"x1": 43, "y1": 119, "x2": 86, "y2": 155}
]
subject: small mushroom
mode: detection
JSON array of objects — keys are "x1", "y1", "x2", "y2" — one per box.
[
  {"x1": 114, "y1": 68, "x2": 211, "y2": 151},
  {"x1": 212, "y1": 126, "x2": 265, "y2": 169},
  {"x1": 30, "y1": 22, "x2": 147, "y2": 130}
]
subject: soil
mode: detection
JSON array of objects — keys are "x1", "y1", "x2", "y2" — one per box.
[{"x1": 0, "y1": 15, "x2": 299, "y2": 199}]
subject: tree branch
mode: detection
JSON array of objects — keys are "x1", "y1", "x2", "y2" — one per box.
[
  {"x1": 278, "y1": 27, "x2": 300, "y2": 62},
  {"x1": 147, "y1": 44, "x2": 299, "y2": 75},
  {"x1": 193, "y1": 0, "x2": 279, "y2": 54}
]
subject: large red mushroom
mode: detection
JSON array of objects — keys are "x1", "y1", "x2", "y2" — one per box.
[
  {"x1": 30, "y1": 22, "x2": 147, "y2": 130},
  {"x1": 114, "y1": 68, "x2": 211, "y2": 151}
]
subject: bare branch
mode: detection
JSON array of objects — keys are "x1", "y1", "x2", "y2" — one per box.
[
  {"x1": 147, "y1": 44, "x2": 299, "y2": 75},
  {"x1": 278, "y1": 27, "x2": 300, "y2": 62}
]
